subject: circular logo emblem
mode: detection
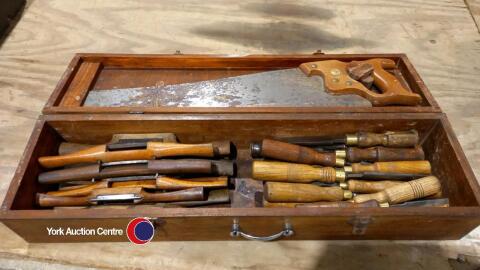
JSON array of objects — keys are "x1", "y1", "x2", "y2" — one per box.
[{"x1": 126, "y1": 217, "x2": 155, "y2": 244}]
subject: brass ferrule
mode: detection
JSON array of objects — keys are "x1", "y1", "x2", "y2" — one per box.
[
  {"x1": 335, "y1": 150, "x2": 346, "y2": 159},
  {"x1": 343, "y1": 190, "x2": 353, "y2": 200},
  {"x1": 343, "y1": 166, "x2": 353, "y2": 173},
  {"x1": 339, "y1": 182, "x2": 348, "y2": 189},
  {"x1": 379, "y1": 202, "x2": 390, "y2": 207},
  {"x1": 335, "y1": 169, "x2": 346, "y2": 182},
  {"x1": 345, "y1": 134, "x2": 358, "y2": 145},
  {"x1": 335, "y1": 158, "x2": 345, "y2": 167}
]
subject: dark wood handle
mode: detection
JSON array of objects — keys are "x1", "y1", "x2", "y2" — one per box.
[
  {"x1": 142, "y1": 187, "x2": 205, "y2": 202},
  {"x1": 357, "y1": 130, "x2": 419, "y2": 148},
  {"x1": 350, "y1": 160, "x2": 431, "y2": 174},
  {"x1": 264, "y1": 182, "x2": 351, "y2": 202},
  {"x1": 147, "y1": 159, "x2": 213, "y2": 174},
  {"x1": 37, "y1": 193, "x2": 90, "y2": 207},
  {"x1": 252, "y1": 139, "x2": 339, "y2": 166},
  {"x1": 252, "y1": 161, "x2": 338, "y2": 183},
  {"x1": 346, "y1": 146, "x2": 424, "y2": 162}
]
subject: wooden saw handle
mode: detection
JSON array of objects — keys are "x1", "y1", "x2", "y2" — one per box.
[{"x1": 299, "y1": 59, "x2": 422, "y2": 106}]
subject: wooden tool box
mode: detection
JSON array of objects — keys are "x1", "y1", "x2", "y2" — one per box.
[{"x1": 1, "y1": 53, "x2": 479, "y2": 242}]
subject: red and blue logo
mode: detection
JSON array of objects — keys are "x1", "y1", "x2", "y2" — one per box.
[{"x1": 126, "y1": 217, "x2": 155, "y2": 244}]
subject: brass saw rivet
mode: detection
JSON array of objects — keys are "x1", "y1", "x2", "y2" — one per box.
[
  {"x1": 330, "y1": 68, "x2": 341, "y2": 76},
  {"x1": 311, "y1": 64, "x2": 317, "y2": 68}
]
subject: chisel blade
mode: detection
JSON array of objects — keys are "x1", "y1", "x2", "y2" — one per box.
[{"x1": 84, "y1": 69, "x2": 371, "y2": 107}]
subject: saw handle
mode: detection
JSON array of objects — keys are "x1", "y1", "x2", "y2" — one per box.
[{"x1": 299, "y1": 58, "x2": 422, "y2": 106}]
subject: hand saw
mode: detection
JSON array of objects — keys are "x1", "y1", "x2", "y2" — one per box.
[{"x1": 84, "y1": 58, "x2": 421, "y2": 107}]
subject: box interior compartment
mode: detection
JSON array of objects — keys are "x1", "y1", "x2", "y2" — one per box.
[
  {"x1": 6, "y1": 114, "x2": 479, "y2": 211},
  {"x1": 43, "y1": 54, "x2": 440, "y2": 113}
]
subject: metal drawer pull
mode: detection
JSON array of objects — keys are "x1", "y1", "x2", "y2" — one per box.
[{"x1": 230, "y1": 221, "x2": 294, "y2": 241}]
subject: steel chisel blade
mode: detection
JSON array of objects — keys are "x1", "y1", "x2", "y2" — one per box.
[{"x1": 84, "y1": 69, "x2": 371, "y2": 107}]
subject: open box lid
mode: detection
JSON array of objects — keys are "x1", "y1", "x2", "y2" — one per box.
[{"x1": 42, "y1": 53, "x2": 441, "y2": 114}]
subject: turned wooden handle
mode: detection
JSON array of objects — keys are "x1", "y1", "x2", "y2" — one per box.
[
  {"x1": 353, "y1": 176, "x2": 441, "y2": 204},
  {"x1": 350, "y1": 160, "x2": 431, "y2": 174},
  {"x1": 38, "y1": 145, "x2": 154, "y2": 168},
  {"x1": 356, "y1": 130, "x2": 419, "y2": 148},
  {"x1": 142, "y1": 187, "x2": 205, "y2": 202},
  {"x1": 252, "y1": 161, "x2": 338, "y2": 183},
  {"x1": 251, "y1": 139, "x2": 340, "y2": 166},
  {"x1": 264, "y1": 182, "x2": 351, "y2": 203},
  {"x1": 155, "y1": 176, "x2": 228, "y2": 190},
  {"x1": 37, "y1": 193, "x2": 90, "y2": 207},
  {"x1": 345, "y1": 180, "x2": 403, "y2": 193},
  {"x1": 263, "y1": 200, "x2": 380, "y2": 208},
  {"x1": 111, "y1": 180, "x2": 157, "y2": 189},
  {"x1": 346, "y1": 146, "x2": 424, "y2": 162},
  {"x1": 46, "y1": 181, "x2": 108, "y2": 197},
  {"x1": 39, "y1": 141, "x2": 231, "y2": 169},
  {"x1": 148, "y1": 141, "x2": 230, "y2": 158}
]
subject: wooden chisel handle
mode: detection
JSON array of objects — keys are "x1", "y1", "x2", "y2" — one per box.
[
  {"x1": 155, "y1": 176, "x2": 228, "y2": 190},
  {"x1": 263, "y1": 200, "x2": 381, "y2": 208},
  {"x1": 39, "y1": 141, "x2": 231, "y2": 168},
  {"x1": 344, "y1": 146, "x2": 424, "y2": 163},
  {"x1": 341, "y1": 180, "x2": 403, "y2": 193},
  {"x1": 38, "y1": 145, "x2": 155, "y2": 168},
  {"x1": 251, "y1": 139, "x2": 342, "y2": 166},
  {"x1": 353, "y1": 176, "x2": 441, "y2": 204},
  {"x1": 148, "y1": 141, "x2": 231, "y2": 158},
  {"x1": 141, "y1": 187, "x2": 205, "y2": 202},
  {"x1": 37, "y1": 193, "x2": 90, "y2": 207},
  {"x1": 47, "y1": 181, "x2": 108, "y2": 197},
  {"x1": 355, "y1": 130, "x2": 419, "y2": 148},
  {"x1": 252, "y1": 161, "x2": 340, "y2": 183},
  {"x1": 348, "y1": 160, "x2": 431, "y2": 174},
  {"x1": 264, "y1": 182, "x2": 352, "y2": 203}
]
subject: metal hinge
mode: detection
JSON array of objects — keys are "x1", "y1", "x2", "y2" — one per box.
[{"x1": 348, "y1": 216, "x2": 372, "y2": 235}]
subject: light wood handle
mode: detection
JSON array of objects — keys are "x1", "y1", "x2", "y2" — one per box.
[
  {"x1": 155, "y1": 176, "x2": 228, "y2": 190},
  {"x1": 350, "y1": 160, "x2": 431, "y2": 174},
  {"x1": 252, "y1": 161, "x2": 338, "y2": 183},
  {"x1": 353, "y1": 176, "x2": 441, "y2": 204},
  {"x1": 38, "y1": 144, "x2": 154, "y2": 168},
  {"x1": 111, "y1": 180, "x2": 157, "y2": 189},
  {"x1": 345, "y1": 180, "x2": 403, "y2": 193},
  {"x1": 252, "y1": 139, "x2": 339, "y2": 166},
  {"x1": 148, "y1": 141, "x2": 230, "y2": 158},
  {"x1": 263, "y1": 200, "x2": 381, "y2": 208},
  {"x1": 46, "y1": 181, "x2": 108, "y2": 197},
  {"x1": 264, "y1": 182, "x2": 351, "y2": 203}
]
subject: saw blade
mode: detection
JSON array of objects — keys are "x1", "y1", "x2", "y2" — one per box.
[{"x1": 84, "y1": 68, "x2": 372, "y2": 107}]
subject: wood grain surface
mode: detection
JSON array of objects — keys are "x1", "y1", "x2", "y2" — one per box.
[{"x1": 1, "y1": 0, "x2": 480, "y2": 269}]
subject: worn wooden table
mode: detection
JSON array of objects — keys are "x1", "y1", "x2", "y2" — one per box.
[{"x1": 0, "y1": 0, "x2": 479, "y2": 269}]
